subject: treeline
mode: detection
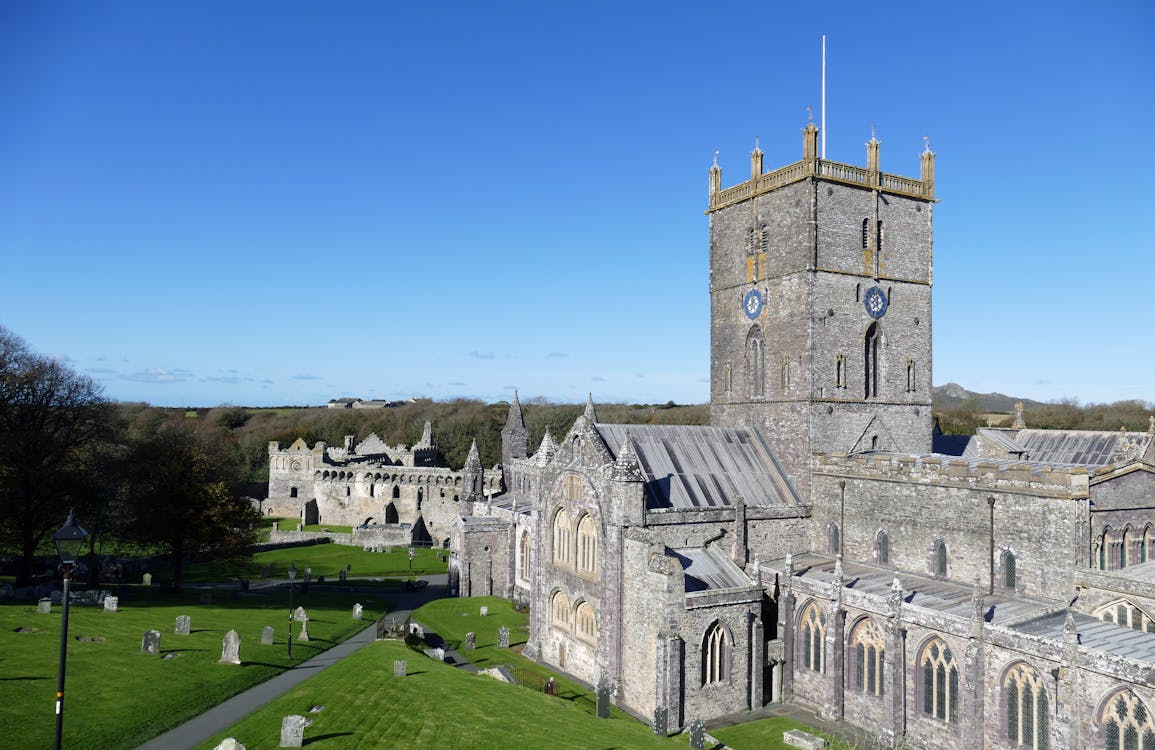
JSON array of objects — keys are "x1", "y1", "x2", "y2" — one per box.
[{"x1": 934, "y1": 397, "x2": 1155, "y2": 435}]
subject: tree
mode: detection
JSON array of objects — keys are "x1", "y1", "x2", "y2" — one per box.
[
  {"x1": 122, "y1": 417, "x2": 259, "y2": 590},
  {"x1": 0, "y1": 326, "x2": 114, "y2": 585}
]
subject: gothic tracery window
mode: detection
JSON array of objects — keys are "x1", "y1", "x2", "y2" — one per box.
[
  {"x1": 1100, "y1": 690, "x2": 1155, "y2": 750},
  {"x1": 702, "y1": 621, "x2": 731, "y2": 685},
  {"x1": 1095, "y1": 600, "x2": 1155, "y2": 634},
  {"x1": 747, "y1": 326, "x2": 765, "y2": 398},
  {"x1": 849, "y1": 618, "x2": 885, "y2": 696},
  {"x1": 800, "y1": 602, "x2": 827, "y2": 673},
  {"x1": 1005, "y1": 662, "x2": 1050, "y2": 749},
  {"x1": 550, "y1": 590, "x2": 571, "y2": 632},
  {"x1": 577, "y1": 514, "x2": 599, "y2": 575},
  {"x1": 551, "y1": 509, "x2": 572, "y2": 567},
  {"x1": 921, "y1": 638, "x2": 959, "y2": 723},
  {"x1": 1003, "y1": 550, "x2": 1018, "y2": 590},
  {"x1": 575, "y1": 601, "x2": 597, "y2": 644}
]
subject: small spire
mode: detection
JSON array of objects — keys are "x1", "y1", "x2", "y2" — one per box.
[
  {"x1": 535, "y1": 429, "x2": 557, "y2": 466},
  {"x1": 505, "y1": 390, "x2": 526, "y2": 430},
  {"x1": 612, "y1": 430, "x2": 644, "y2": 481},
  {"x1": 869, "y1": 121, "x2": 878, "y2": 143},
  {"x1": 583, "y1": 393, "x2": 598, "y2": 423},
  {"x1": 711, "y1": 150, "x2": 719, "y2": 169},
  {"x1": 465, "y1": 438, "x2": 481, "y2": 466}
]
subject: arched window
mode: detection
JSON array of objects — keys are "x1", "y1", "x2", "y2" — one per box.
[
  {"x1": 1094, "y1": 600, "x2": 1155, "y2": 634},
  {"x1": 906, "y1": 359, "x2": 916, "y2": 393},
  {"x1": 933, "y1": 539, "x2": 948, "y2": 577},
  {"x1": 519, "y1": 530, "x2": 531, "y2": 581},
  {"x1": 877, "y1": 531, "x2": 890, "y2": 564},
  {"x1": 921, "y1": 638, "x2": 959, "y2": 723},
  {"x1": 780, "y1": 354, "x2": 791, "y2": 389},
  {"x1": 746, "y1": 227, "x2": 757, "y2": 255},
  {"x1": 702, "y1": 621, "x2": 731, "y2": 685},
  {"x1": 577, "y1": 515, "x2": 598, "y2": 575},
  {"x1": 1003, "y1": 550, "x2": 1017, "y2": 590},
  {"x1": 1099, "y1": 690, "x2": 1155, "y2": 750},
  {"x1": 1005, "y1": 662, "x2": 1050, "y2": 749},
  {"x1": 800, "y1": 602, "x2": 827, "y2": 673},
  {"x1": 1143, "y1": 525, "x2": 1154, "y2": 564},
  {"x1": 747, "y1": 326, "x2": 765, "y2": 398},
  {"x1": 828, "y1": 523, "x2": 841, "y2": 555},
  {"x1": 575, "y1": 601, "x2": 597, "y2": 644},
  {"x1": 289, "y1": 487, "x2": 298, "y2": 498},
  {"x1": 849, "y1": 618, "x2": 885, "y2": 696},
  {"x1": 551, "y1": 509, "x2": 572, "y2": 567},
  {"x1": 1100, "y1": 527, "x2": 1112, "y2": 570},
  {"x1": 550, "y1": 591, "x2": 571, "y2": 631},
  {"x1": 864, "y1": 322, "x2": 881, "y2": 398},
  {"x1": 835, "y1": 354, "x2": 847, "y2": 389},
  {"x1": 392, "y1": 485, "x2": 400, "y2": 499},
  {"x1": 384, "y1": 502, "x2": 399, "y2": 524},
  {"x1": 1121, "y1": 528, "x2": 1131, "y2": 569}
]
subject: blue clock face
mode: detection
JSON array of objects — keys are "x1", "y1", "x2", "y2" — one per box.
[
  {"x1": 864, "y1": 286, "x2": 888, "y2": 319},
  {"x1": 743, "y1": 289, "x2": 763, "y2": 319}
]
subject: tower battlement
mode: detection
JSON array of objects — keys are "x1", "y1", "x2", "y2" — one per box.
[{"x1": 707, "y1": 124, "x2": 935, "y2": 213}]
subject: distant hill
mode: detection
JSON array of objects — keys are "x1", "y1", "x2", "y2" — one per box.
[{"x1": 933, "y1": 383, "x2": 1047, "y2": 413}]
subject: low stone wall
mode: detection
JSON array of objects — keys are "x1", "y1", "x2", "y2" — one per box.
[
  {"x1": 265, "y1": 525, "x2": 413, "y2": 549},
  {"x1": 252, "y1": 537, "x2": 333, "y2": 553},
  {"x1": 352, "y1": 525, "x2": 413, "y2": 548},
  {"x1": 267, "y1": 530, "x2": 353, "y2": 545}
]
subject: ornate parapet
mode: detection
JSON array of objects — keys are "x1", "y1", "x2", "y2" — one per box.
[{"x1": 812, "y1": 452, "x2": 1090, "y2": 499}]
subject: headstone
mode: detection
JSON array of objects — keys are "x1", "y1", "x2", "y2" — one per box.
[
  {"x1": 480, "y1": 605, "x2": 489, "y2": 617},
  {"x1": 393, "y1": 660, "x2": 407, "y2": 677},
  {"x1": 338, "y1": 569, "x2": 346, "y2": 582},
  {"x1": 409, "y1": 622, "x2": 423, "y2": 638},
  {"x1": 465, "y1": 631, "x2": 476, "y2": 649},
  {"x1": 296, "y1": 523, "x2": 302, "y2": 532},
  {"x1": 652, "y1": 706, "x2": 668, "y2": 735},
  {"x1": 352, "y1": 603, "x2": 363, "y2": 620},
  {"x1": 280, "y1": 714, "x2": 307, "y2": 748},
  {"x1": 272, "y1": 522, "x2": 279, "y2": 531},
  {"x1": 294, "y1": 606, "x2": 308, "y2": 622},
  {"x1": 213, "y1": 738, "x2": 246, "y2": 750},
  {"x1": 142, "y1": 629, "x2": 161, "y2": 654},
  {"x1": 783, "y1": 729, "x2": 829, "y2": 750},
  {"x1": 103, "y1": 596, "x2": 119, "y2": 613},
  {"x1": 175, "y1": 615, "x2": 191, "y2": 635},
  {"x1": 689, "y1": 719, "x2": 706, "y2": 749},
  {"x1": 596, "y1": 680, "x2": 612, "y2": 719},
  {"x1": 200, "y1": 593, "x2": 213, "y2": 605},
  {"x1": 497, "y1": 626, "x2": 510, "y2": 648},
  {"x1": 142, "y1": 573, "x2": 152, "y2": 586},
  {"x1": 426, "y1": 647, "x2": 445, "y2": 661},
  {"x1": 220, "y1": 629, "x2": 241, "y2": 664},
  {"x1": 298, "y1": 621, "x2": 310, "y2": 642},
  {"x1": 37, "y1": 598, "x2": 51, "y2": 614},
  {"x1": 261, "y1": 626, "x2": 275, "y2": 645}
]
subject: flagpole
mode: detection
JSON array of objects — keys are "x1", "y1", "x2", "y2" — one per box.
[{"x1": 821, "y1": 35, "x2": 826, "y2": 159}]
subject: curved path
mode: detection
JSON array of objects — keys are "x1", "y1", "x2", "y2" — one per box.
[{"x1": 136, "y1": 575, "x2": 447, "y2": 750}]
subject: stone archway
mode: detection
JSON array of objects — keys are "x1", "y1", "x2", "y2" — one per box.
[{"x1": 384, "y1": 502, "x2": 399, "y2": 524}]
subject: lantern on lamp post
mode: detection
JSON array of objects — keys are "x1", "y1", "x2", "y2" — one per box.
[{"x1": 53, "y1": 511, "x2": 88, "y2": 750}]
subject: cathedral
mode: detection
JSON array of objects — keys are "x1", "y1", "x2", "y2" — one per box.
[{"x1": 450, "y1": 123, "x2": 1155, "y2": 749}]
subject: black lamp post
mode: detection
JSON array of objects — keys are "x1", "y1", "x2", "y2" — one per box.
[
  {"x1": 287, "y1": 563, "x2": 297, "y2": 659},
  {"x1": 53, "y1": 511, "x2": 87, "y2": 750}
]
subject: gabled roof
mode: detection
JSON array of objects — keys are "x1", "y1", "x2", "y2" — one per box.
[
  {"x1": 1014, "y1": 429, "x2": 1151, "y2": 465},
  {"x1": 669, "y1": 547, "x2": 753, "y2": 592},
  {"x1": 595, "y1": 424, "x2": 800, "y2": 509}
]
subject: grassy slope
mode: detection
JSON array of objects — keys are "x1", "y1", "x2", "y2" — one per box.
[
  {"x1": 0, "y1": 588, "x2": 384, "y2": 750},
  {"x1": 710, "y1": 716, "x2": 854, "y2": 750},
  {"x1": 168, "y1": 544, "x2": 448, "y2": 582}
]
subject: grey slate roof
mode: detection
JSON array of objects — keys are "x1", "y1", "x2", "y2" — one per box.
[
  {"x1": 595, "y1": 424, "x2": 800, "y2": 509},
  {"x1": 1013, "y1": 610, "x2": 1155, "y2": 663},
  {"x1": 670, "y1": 547, "x2": 753, "y2": 592},
  {"x1": 1013, "y1": 429, "x2": 1150, "y2": 465}
]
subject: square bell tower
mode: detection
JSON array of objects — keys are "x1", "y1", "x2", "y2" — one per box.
[{"x1": 707, "y1": 123, "x2": 937, "y2": 499}]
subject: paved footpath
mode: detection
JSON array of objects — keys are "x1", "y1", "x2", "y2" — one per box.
[{"x1": 136, "y1": 578, "x2": 446, "y2": 750}]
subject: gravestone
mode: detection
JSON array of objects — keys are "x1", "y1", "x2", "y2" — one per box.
[
  {"x1": 37, "y1": 598, "x2": 52, "y2": 614},
  {"x1": 213, "y1": 738, "x2": 245, "y2": 750},
  {"x1": 272, "y1": 522, "x2": 279, "y2": 531},
  {"x1": 596, "y1": 680, "x2": 612, "y2": 719},
  {"x1": 175, "y1": 615, "x2": 191, "y2": 635},
  {"x1": 294, "y1": 606, "x2": 308, "y2": 622},
  {"x1": 426, "y1": 647, "x2": 445, "y2": 661},
  {"x1": 142, "y1": 629, "x2": 161, "y2": 654},
  {"x1": 280, "y1": 714, "x2": 306, "y2": 748},
  {"x1": 497, "y1": 626, "x2": 510, "y2": 648},
  {"x1": 409, "y1": 622, "x2": 423, "y2": 638},
  {"x1": 298, "y1": 620, "x2": 310, "y2": 642},
  {"x1": 689, "y1": 719, "x2": 706, "y2": 749},
  {"x1": 261, "y1": 626, "x2": 275, "y2": 645},
  {"x1": 0, "y1": 583, "x2": 13, "y2": 599},
  {"x1": 142, "y1": 573, "x2": 152, "y2": 586},
  {"x1": 103, "y1": 596, "x2": 118, "y2": 613},
  {"x1": 200, "y1": 593, "x2": 213, "y2": 605},
  {"x1": 393, "y1": 660, "x2": 407, "y2": 677},
  {"x1": 652, "y1": 707, "x2": 668, "y2": 735},
  {"x1": 465, "y1": 631, "x2": 476, "y2": 649},
  {"x1": 352, "y1": 603, "x2": 363, "y2": 620},
  {"x1": 220, "y1": 629, "x2": 241, "y2": 664},
  {"x1": 783, "y1": 729, "x2": 828, "y2": 750},
  {"x1": 480, "y1": 605, "x2": 488, "y2": 617},
  {"x1": 296, "y1": 523, "x2": 302, "y2": 532},
  {"x1": 338, "y1": 569, "x2": 346, "y2": 582}
]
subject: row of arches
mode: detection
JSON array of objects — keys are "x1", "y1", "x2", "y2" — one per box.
[
  {"x1": 315, "y1": 470, "x2": 465, "y2": 487},
  {"x1": 549, "y1": 590, "x2": 597, "y2": 644},
  {"x1": 1099, "y1": 524, "x2": 1154, "y2": 571},
  {"x1": 796, "y1": 601, "x2": 1154, "y2": 748},
  {"x1": 1094, "y1": 599, "x2": 1155, "y2": 634}
]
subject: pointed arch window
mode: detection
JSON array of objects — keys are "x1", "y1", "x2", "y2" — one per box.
[
  {"x1": 800, "y1": 602, "x2": 827, "y2": 673},
  {"x1": 835, "y1": 354, "x2": 847, "y2": 389},
  {"x1": 575, "y1": 601, "x2": 597, "y2": 644},
  {"x1": 702, "y1": 621, "x2": 731, "y2": 684},
  {"x1": 550, "y1": 590, "x2": 571, "y2": 632},
  {"x1": 933, "y1": 539, "x2": 948, "y2": 577},
  {"x1": 828, "y1": 523, "x2": 841, "y2": 555},
  {"x1": 384, "y1": 502, "x2": 399, "y2": 524},
  {"x1": 1003, "y1": 550, "x2": 1017, "y2": 590},
  {"x1": 519, "y1": 530, "x2": 531, "y2": 581},
  {"x1": 551, "y1": 509, "x2": 573, "y2": 567},
  {"x1": 849, "y1": 618, "x2": 886, "y2": 696},
  {"x1": 747, "y1": 326, "x2": 765, "y2": 398},
  {"x1": 1094, "y1": 600, "x2": 1155, "y2": 633},
  {"x1": 921, "y1": 639, "x2": 959, "y2": 723},
  {"x1": 577, "y1": 514, "x2": 599, "y2": 575},
  {"x1": 1100, "y1": 690, "x2": 1155, "y2": 750},
  {"x1": 1005, "y1": 663, "x2": 1050, "y2": 749},
  {"x1": 877, "y1": 531, "x2": 890, "y2": 564},
  {"x1": 906, "y1": 359, "x2": 917, "y2": 393},
  {"x1": 865, "y1": 322, "x2": 881, "y2": 398}
]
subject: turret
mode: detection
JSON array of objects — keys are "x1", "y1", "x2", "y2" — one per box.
[
  {"x1": 460, "y1": 439, "x2": 485, "y2": 516},
  {"x1": 501, "y1": 391, "x2": 529, "y2": 492}
]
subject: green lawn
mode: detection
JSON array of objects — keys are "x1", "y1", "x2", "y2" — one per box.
[
  {"x1": 710, "y1": 716, "x2": 856, "y2": 749},
  {"x1": 163, "y1": 544, "x2": 448, "y2": 582},
  {"x1": 0, "y1": 588, "x2": 385, "y2": 750}
]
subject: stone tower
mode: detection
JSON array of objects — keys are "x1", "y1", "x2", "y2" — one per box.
[
  {"x1": 501, "y1": 391, "x2": 529, "y2": 492},
  {"x1": 460, "y1": 438, "x2": 485, "y2": 516},
  {"x1": 707, "y1": 123, "x2": 936, "y2": 498}
]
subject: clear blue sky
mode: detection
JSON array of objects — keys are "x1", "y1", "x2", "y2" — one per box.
[{"x1": 1, "y1": 1, "x2": 1152, "y2": 408}]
